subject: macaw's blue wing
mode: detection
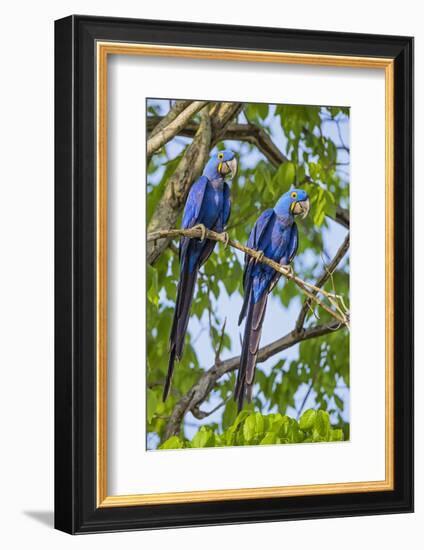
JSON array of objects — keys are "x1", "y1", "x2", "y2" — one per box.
[
  {"x1": 286, "y1": 222, "x2": 299, "y2": 264},
  {"x1": 247, "y1": 208, "x2": 275, "y2": 249},
  {"x1": 238, "y1": 209, "x2": 275, "y2": 325},
  {"x1": 178, "y1": 176, "x2": 209, "y2": 266},
  {"x1": 222, "y1": 182, "x2": 231, "y2": 228},
  {"x1": 267, "y1": 222, "x2": 298, "y2": 296},
  {"x1": 181, "y1": 176, "x2": 209, "y2": 229},
  {"x1": 251, "y1": 224, "x2": 293, "y2": 302},
  {"x1": 179, "y1": 175, "x2": 228, "y2": 271}
]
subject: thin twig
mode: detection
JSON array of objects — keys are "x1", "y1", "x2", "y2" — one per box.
[
  {"x1": 215, "y1": 318, "x2": 227, "y2": 366},
  {"x1": 296, "y1": 232, "x2": 350, "y2": 331},
  {"x1": 296, "y1": 373, "x2": 318, "y2": 420}
]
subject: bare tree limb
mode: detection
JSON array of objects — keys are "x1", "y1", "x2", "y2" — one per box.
[
  {"x1": 147, "y1": 101, "x2": 209, "y2": 160},
  {"x1": 147, "y1": 226, "x2": 349, "y2": 327},
  {"x1": 164, "y1": 321, "x2": 343, "y2": 439},
  {"x1": 148, "y1": 100, "x2": 192, "y2": 139}
]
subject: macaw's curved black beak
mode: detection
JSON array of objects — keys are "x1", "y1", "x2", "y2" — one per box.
[
  {"x1": 293, "y1": 198, "x2": 310, "y2": 219},
  {"x1": 220, "y1": 157, "x2": 238, "y2": 179}
]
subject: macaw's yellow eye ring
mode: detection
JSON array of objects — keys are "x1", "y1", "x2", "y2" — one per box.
[
  {"x1": 291, "y1": 191, "x2": 297, "y2": 199},
  {"x1": 218, "y1": 152, "x2": 224, "y2": 160}
]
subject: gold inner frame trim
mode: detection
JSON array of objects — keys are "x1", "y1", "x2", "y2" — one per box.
[{"x1": 96, "y1": 41, "x2": 395, "y2": 508}]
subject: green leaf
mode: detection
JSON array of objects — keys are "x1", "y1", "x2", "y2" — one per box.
[
  {"x1": 160, "y1": 436, "x2": 184, "y2": 450},
  {"x1": 297, "y1": 164, "x2": 306, "y2": 184},
  {"x1": 299, "y1": 409, "x2": 317, "y2": 431},
  {"x1": 245, "y1": 103, "x2": 258, "y2": 121},
  {"x1": 191, "y1": 427, "x2": 215, "y2": 448},
  {"x1": 275, "y1": 162, "x2": 296, "y2": 189},
  {"x1": 181, "y1": 409, "x2": 347, "y2": 449},
  {"x1": 330, "y1": 428, "x2": 344, "y2": 442},
  {"x1": 257, "y1": 103, "x2": 269, "y2": 120},
  {"x1": 243, "y1": 412, "x2": 265, "y2": 443},
  {"x1": 147, "y1": 389, "x2": 158, "y2": 424},
  {"x1": 334, "y1": 394, "x2": 344, "y2": 410},
  {"x1": 222, "y1": 399, "x2": 238, "y2": 430},
  {"x1": 315, "y1": 410, "x2": 330, "y2": 437},
  {"x1": 260, "y1": 432, "x2": 278, "y2": 445},
  {"x1": 147, "y1": 265, "x2": 159, "y2": 306}
]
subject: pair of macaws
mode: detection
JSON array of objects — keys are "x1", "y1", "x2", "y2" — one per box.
[{"x1": 163, "y1": 149, "x2": 310, "y2": 411}]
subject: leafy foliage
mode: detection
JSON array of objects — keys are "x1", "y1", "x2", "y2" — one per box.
[
  {"x1": 147, "y1": 100, "x2": 350, "y2": 450},
  {"x1": 159, "y1": 409, "x2": 344, "y2": 449}
]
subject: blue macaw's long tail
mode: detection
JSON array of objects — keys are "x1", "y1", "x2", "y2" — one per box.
[
  {"x1": 163, "y1": 238, "x2": 216, "y2": 401},
  {"x1": 235, "y1": 289, "x2": 268, "y2": 411},
  {"x1": 163, "y1": 261, "x2": 198, "y2": 402}
]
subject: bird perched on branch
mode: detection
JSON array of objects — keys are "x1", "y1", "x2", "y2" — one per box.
[
  {"x1": 235, "y1": 188, "x2": 310, "y2": 411},
  {"x1": 163, "y1": 150, "x2": 238, "y2": 401}
]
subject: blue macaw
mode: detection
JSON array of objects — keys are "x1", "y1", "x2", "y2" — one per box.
[
  {"x1": 163, "y1": 150, "x2": 238, "y2": 401},
  {"x1": 235, "y1": 188, "x2": 310, "y2": 410}
]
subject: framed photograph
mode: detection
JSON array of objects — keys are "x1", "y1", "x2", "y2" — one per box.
[{"x1": 54, "y1": 15, "x2": 413, "y2": 534}]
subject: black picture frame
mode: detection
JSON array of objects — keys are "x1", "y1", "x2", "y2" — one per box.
[{"x1": 55, "y1": 14, "x2": 414, "y2": 534}]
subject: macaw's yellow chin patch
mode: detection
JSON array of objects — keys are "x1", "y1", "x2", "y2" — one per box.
[{"x1": 218, "y1": 162, "x2": 222, "y2": 174}]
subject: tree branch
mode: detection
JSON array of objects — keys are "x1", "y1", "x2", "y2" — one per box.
[
  {"x1": 147, "y1": 101, "x2": 209, "y2": 160},
  {"x1": 147, "y1": 226, "x2": 349, "y2": 327},
  {"x1": 191, "y1": 399, "x2": 227, "y2": 420},
  {"x1": 148, "y1": 100, "x2": 192, "y2": 138},
  {"x1": 164, "y1": 321, "x2": 343, "y2": 439},
  {"x1": 296, "y1": 370, "x2": 318, "y2": 420}
]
